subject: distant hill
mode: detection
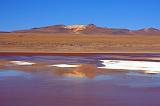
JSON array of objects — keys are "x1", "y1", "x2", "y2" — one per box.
[
  {"x1": 13, "y1": 24, "x2": 160, "y2": 35},
  {"x1": 0, "y1": 31, "x2": 10, "y2": 33}
]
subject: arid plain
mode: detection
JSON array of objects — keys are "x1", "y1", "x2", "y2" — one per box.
[{"x1": 0, "y1": 33, "x2": 160, "y2": 53}]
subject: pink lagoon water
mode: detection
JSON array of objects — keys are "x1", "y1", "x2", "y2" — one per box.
[{"x1": 0, "y1": 53, "x2": 160, "y2": 106}]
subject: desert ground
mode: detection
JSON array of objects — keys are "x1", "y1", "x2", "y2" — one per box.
[{"x1": 0, "y1": 33, "x2": 160, "y2": 53}]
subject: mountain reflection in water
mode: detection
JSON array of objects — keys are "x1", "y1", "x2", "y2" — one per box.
[{"x1": 54, "y1": 64, "x2": 98, "y2": 78}]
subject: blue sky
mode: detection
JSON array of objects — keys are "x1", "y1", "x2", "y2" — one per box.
[{"x1": 0, "y1": 0, "x2": 160, "y2": 31}]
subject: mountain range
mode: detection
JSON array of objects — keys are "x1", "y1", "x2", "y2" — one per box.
[{"x1": 12, "y1": 24, "x2": 160, "y2": 35}]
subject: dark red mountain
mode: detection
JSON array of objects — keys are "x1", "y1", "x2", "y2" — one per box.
[{"x1": 13, "y1": 24, "x2": 160, "y2": 35}]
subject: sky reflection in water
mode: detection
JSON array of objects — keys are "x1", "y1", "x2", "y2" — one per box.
[{"x1": 0, "y1": 70, "x2": 32, "y2": 79}]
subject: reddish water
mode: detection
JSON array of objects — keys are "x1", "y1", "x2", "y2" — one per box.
[{"x1": 0, "y1": 54, "x2": 160, "y2": 106}]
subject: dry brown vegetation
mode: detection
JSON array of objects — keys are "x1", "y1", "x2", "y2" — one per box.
[{"x1": 0, "y1": 33, "x2": 160, "y2": 53}]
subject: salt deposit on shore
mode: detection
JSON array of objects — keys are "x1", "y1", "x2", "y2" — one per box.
[
  {"x1": 98, "y1": 60, "x2": 160, "y2": 74},
  {"x1": 49, "y1": 64, "x2": 80, "y2": 68},
  {"x1": 10, "y1": 61, "x2": 35, "y2": 66}
]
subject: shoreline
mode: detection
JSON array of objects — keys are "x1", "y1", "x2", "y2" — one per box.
[{"x1": 0, "y1": 52, "x2": 160, "y2": 56}]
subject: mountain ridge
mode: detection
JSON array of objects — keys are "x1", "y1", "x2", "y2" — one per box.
[{"x1": 12, "y1": 24, "x2": 160, "y2": 35}]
